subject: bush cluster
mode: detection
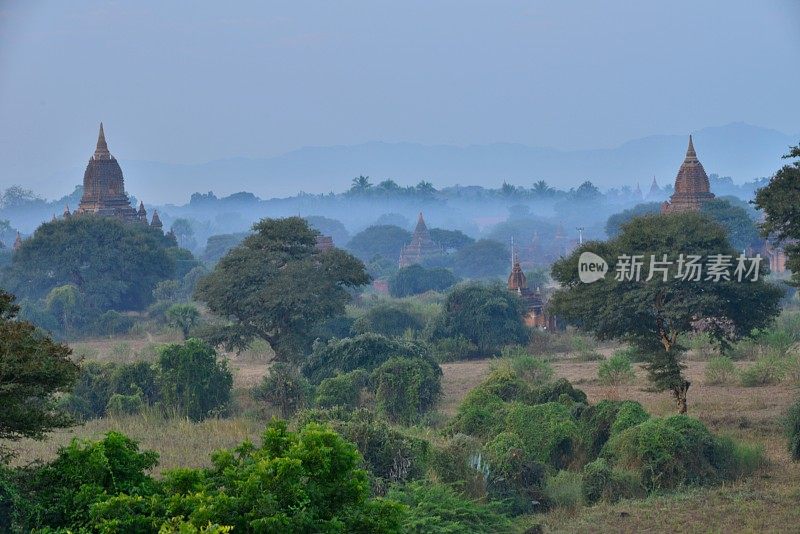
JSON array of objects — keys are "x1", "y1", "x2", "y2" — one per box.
[
  {"x1": 2, "y1": 421, "x2": 407, "y2": 532},
  {"x1": 61, "y1": 339, "x2": 232, "y2": 422},
  {"x1": 443, "y1": 364, "x2": 762, "y2": 512}
]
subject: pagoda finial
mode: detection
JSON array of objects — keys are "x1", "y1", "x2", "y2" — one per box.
[
  {"x1": 414, "y1": 212, "x2": 428, "y2": 234},
  {"x1": 685, "y1": 135, "x2": 697, "y2": 160},
  {"x1": 94, "y1": 122, "x2": 111, "y2": 159}
]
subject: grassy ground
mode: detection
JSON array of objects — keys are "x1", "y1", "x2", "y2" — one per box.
[{"x1": 8, "y1": 343, "x2": 800, "y2": 532}]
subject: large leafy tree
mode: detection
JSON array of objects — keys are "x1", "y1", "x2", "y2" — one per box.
[
  {"x1": 389, "y1": 264, "x2": 459, "y2": 297},
  {"x1": 346, "y1": 224, "x2": 411, "y2": 262},
  {"x1": 429, "y1": 228, "x2": 474, "y2": 251},
  {"x1": 754, "y1": 143, "x2": 800, "y2": 284},
  {"x1": 550, "y1": 213, "x2": 783, "y2": 413},
  {"x1": 195, "y1": 217, "x2": 369, "y2": 361},
  {"x1": 700, "y1": 198, "x2": 759, "y2": 251},
  {"x1": 0, "y1": 290, "x2": 79, "y2": 460},
  {"x1": 429, "y1": 282, "x2": 529, "y2": 355},
  {"x1": 3, "y1": 216, "x2": 175, "y2": 314},
  {"x1": 453, "y1": 240, "x2": 510, "y2": 279}
]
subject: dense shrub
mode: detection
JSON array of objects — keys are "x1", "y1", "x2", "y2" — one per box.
[
  {"x1": 90, "y1": 421, "x2": 406, "y2": 532},
  {"x1": 705, "y1": 355, "x2": 737, "y2": 385},
  {"x1": 610, "y1": 401, "x2": 650, "y2": 436},
  {"x1": 448, "y1": 384, "x2": 510, "y2": 439},
  {"x1": 786, "y1": 398, "x2": 800, "y2": 461},
  {"x1": 430, "y1": 434, "x2": 487, "y2": 496},
  {"x1": 543, "y1": 470, "x2": 583, "y2": 510},
  {"x1": 605, "y1": 415, "x2": 761, "y2": 490},
  {"x1": 739, "y1": 356, "x2": 785, "y2": 386},
  {"x1": 296, "y1": 408, "x2": 431, "y2": 483},
  {"x1": 17, "y1": 432, "x2": 158, "y2": 531},
  {"x1": 430, "y1": 335, "x2": 481, "y2": 362},
  {"x1": 315, "y1": 369, "x2": 370, "y2": 409},
  {"x1": 500, "y1": 347, "x2": 554, "y2": 385},
  {"x1": 106, "y1": 390, "x2": 145, "y2": 416},
  {"x1": 530, "y1": 378, "x2": 588, "y2": 405},
  {"x1": 157, "y1": 339, "x2": 233, "y2": 421},
  {"x1": 352, "y1": 301, "x2": 426, "y2": 337},
  {"x1": 62, "y1": 361, "x2": 116, "y2": 420},
  {"x1": 111, "y1": 360, "x2": 159, "y2": 404},
  {"x1": 483, "y1": 432, "x2": 547, "y2": 514},
  {"x1": 581, "y1": 458, "x2": 644, "y2": 504},
  {"x1": 62, "y1": 360, "x2": 161, "y2": 420},
  {"x1": 388, "y1": 264, "x2": 460, "y2": 297},
  {"x1": 598, "y1": 351, "x2": 636, "y2": 386},
  {"x1": 252, "y1": 363, "x2": 314, "y2": 417},
  {"x1": 302, "y1": 333, "x2": 431, "y2": 383},
  {"x1": 91, "y1": 310, "x2": 134, "y2": 336},
  {"x1": 372, "y1": 357, "x2": 442, "y2": 424},
  {"x1": 505, "y1": 402, "x2": 580, "y2": 468},
  {"x1": 386, "y1": 481, "x2": 512, "y2": 534},
  {"x1": 578, "y1": 400, "x2": 648, "y2": 458}
]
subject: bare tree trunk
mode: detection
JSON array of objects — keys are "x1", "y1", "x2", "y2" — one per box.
[{"x1": 672, "y1": 380, "x2": 690, "y2": 414}]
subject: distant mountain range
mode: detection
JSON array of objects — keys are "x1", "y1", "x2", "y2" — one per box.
[{"x1": 48, "y1": 122, "x2": 797, "y2": 204}]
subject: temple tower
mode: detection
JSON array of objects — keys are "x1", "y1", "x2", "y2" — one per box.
[
  {"x1": 399, "y1": 212, "x2": 443, "y2": 267},
  {"x1": 661, "y1": 135, "x2": 715, "y2": 213},
  {"x1": 77, "y1": 123, "x2": 138, "y2": 221}
]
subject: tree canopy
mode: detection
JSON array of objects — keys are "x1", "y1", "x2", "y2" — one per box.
[
  {"x1": 195, "y1": 217, "x2": 369, "y2": 360},
  {"x1": 0, "y1": 290, "x2": 79, "y2": 460},
  {"x1": 346, "y1": 224, "x2": 411, "y2": 263},
  {"x1": 453, "y1": 240, "x2": 510, "y2": 279},
  {"x1": 429, "y1": 282, "x2": 528, "y2": 354},
  {"x1": 754, "y1": 143, "x2": 800, "y2": 284},
  {"x1": 429, "y1": 228, "x2": 475, "y2": 251},
  {"x1": 3, "y1": 216, "x2": 177, "y2": 318},
  {"x1": 550, "y1": 212, "x2": 783, "y2": 413},
  {"x1": 389, "y1": 264, "x2": 460, "y2": 297}
]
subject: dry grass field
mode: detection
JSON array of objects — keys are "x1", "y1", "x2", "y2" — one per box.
[{"x1": 8, "y1": 347, "x2": 800, "y2": 532}]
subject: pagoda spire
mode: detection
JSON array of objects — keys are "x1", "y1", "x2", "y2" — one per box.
[
  {"x1": 685, "y1": 135, "x2": 697, "y2": 160},
  {"x1": 94, "y1": 122, "x2": 111, "y2": 159},
  {"x1": 414, "y1": 212, "x2": 428, "y2": 234}
]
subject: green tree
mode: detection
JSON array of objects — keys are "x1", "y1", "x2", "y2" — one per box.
[
  {"x1": 165, "y1": 303, "x2": 201, "y2": 339},
  {"x1": 754, "y1": 143, "x2": 800, "y2": 284},
  {"x1": 157, "y1": 339, "x2": 233, "y2": 421},
  {"x1": 429, "y1": 228, "x2": 475, "y2": 251},
  {"x1": 252, "y1": 363, "x2": 314, "y2": 417},
  {"x1": 352, "y1": 301, "x2": 426, "y2": 337},
  {"x1": 532, "y1": 180, "x2": 555, "y2": 197},
  {"x1": 89, "y1": 421, "x2": 406, "y2": 532},
  {"x1": 701, "y1": 198, "x2": 759, "y2": 251},
  {"x1": 169, "y1": 218, "x2": 196, "y2": 250},
  {"x1": 3, "y1": 216, "x2": 175, "y2": 315},
  {"x1": 305, "y1": 215, "x2": 350, "y2": 246},
  {"x1": 349, "y1": 175, "x2": 373, "y2": 194},
  {"x1": 201, "y1": 232, "x2": 248, "y2": 263},
  {"x1": 605, "y1": 203, "x2": 662, "y2": 238},
  {"x1": 372, "y1": 357, "x2": 442, "y2": 424},
  {"x1": 429, "y1": 282, "x2": 528, "y2": 355},
  {"x1": 389, "y1": 264, "x2": 460, "y2": 297},
  {"x1": 195, "y1": 217, "x2": 369, "y2": 360},
  {"x1": 550, "y1": 213, "x2": 783, "y2": 413},
  {"x1": 452, "y1": 240, "x2": 511, "y2": 279},
  {"x1": 302, "y1": 333, "x2": 433, "y2": 383},
  {"x1": 0, "y1": 290, "x2": 79, "y2": 460},
  {"x1": 45, "y1": 284, "x2": 80, "y2": 338},
  {"x1": 346, "y1": 225, "x2": 411, "y2": 263}
]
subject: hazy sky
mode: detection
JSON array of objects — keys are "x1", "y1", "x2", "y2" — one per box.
[{"x1": 1, "y1": 0, "x2": 798, "y2": 197}]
